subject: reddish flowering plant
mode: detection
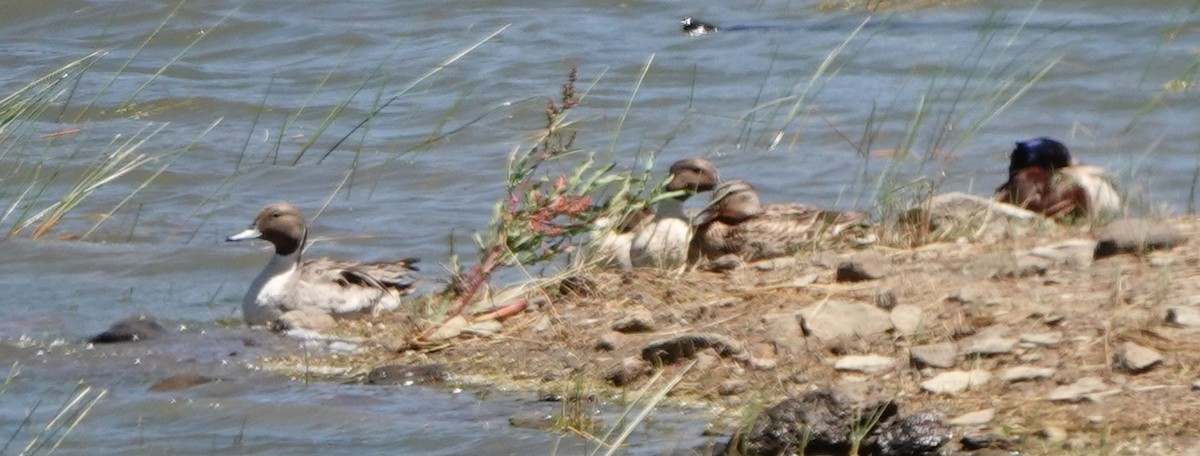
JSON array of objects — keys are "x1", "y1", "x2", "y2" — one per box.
[{"x1": 428, "y1": 68, "x2": 612, "y2": 334}]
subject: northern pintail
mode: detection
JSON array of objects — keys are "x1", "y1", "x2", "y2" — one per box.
[
  {"x1": 689, "y1": 180, "x2": 871, "y2": 263},
  {"x1": 628, "y1": 158, "x2": 720, "y2": 268},
  {"x1": 227, "y1": 203, "x2": 418, "y2": 329},
  {"x1": 994, "y1": 137, "x2": 1120, "y2": 221}
]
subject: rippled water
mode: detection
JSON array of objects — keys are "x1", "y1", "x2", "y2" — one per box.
[{"x1": 1, "y1": 0, "x2": 1198, "y2": 453}]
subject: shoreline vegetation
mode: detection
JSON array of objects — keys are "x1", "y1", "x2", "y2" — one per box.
[{"x1": 4, "y1": 3, "x2": 1200, "y2": 454}]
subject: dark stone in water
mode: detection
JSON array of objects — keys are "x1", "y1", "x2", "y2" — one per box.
[
  {"x1": 732, "y1": 389, "x2": 952, "y2": 456},
  {"x1": 150, "y1": 374, "x2": 220, "y2": 392},
  {"x1": 365, "y1": 364, "x2": 448, "y2": 386},
  {"x1": 509, "y1": 410, "x2": 557, "y2": 430},
  {"x1": 89, "y1": 315, "x2": 166, "y2": 344}
]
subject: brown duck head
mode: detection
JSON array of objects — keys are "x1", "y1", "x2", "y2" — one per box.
[
  {"x1": 695, "y1": 180, "x2": 762, "y2": 225},
  {"x1": 227, "y1": 202, "x2": 307, "y2": 256},
  {"x1": 665, "y1": 158, "x2": 719, "y2": 200}
]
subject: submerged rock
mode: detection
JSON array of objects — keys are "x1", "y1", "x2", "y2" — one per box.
[
  {"x1": 365, "y1": 364, "x2": 448, "y2": 386},
  {"x1": 89, "y1": 314, "x2": 166, "y2": 344},
  {"x1": 149, "y1": 374, "x2": 220, "y2": 392}
]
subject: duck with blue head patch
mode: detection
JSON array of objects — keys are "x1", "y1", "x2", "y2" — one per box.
[{"x1": 994, "y1": 137, "x2": 1121, "y2": 221}]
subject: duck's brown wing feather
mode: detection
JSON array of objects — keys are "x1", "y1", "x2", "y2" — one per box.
[{"x1": 691, "y1": 206, "x2": 873, "y2": 263}]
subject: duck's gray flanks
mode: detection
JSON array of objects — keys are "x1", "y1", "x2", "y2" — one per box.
[
  {"x1": 689, "y1": 180, "x2": 871, "y2": 263},
  {"x1": 227, "y1": 203, "x2": 418, "y2": 328}
]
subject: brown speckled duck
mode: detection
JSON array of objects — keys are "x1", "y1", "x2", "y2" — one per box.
[
  {"x1": 227, "y1": 203, "x2": 418, "y2": 329},
  {"x1": 689, "y1": 180, "x2": 872, "y2": 264},
  {"x1": 994, "y1": 137, "x2": 1120, "y2": 221}
]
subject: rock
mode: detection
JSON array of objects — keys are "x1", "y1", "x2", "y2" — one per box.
[
  {"x1": 276, "y1": 308, "x2": 336, "y2": 332},
  {"x1": 890, "y1": 304, "x2": 923, "y2": 337},
  {"x1": 612, "y1": 307, "x2": 656, "y2": 333},
  {"x1": 947, "y1": 287, "x2": 981, "y2": 304},
  {"x1": 736, "y1": 389, "x2": 901, "y2": 455},
  {"x1": 365, "y1": 364, "x2": 448, "y2": 386},
  {"x1": 682, "y1": 297, "x2": 742, "y2": 322},
  {"x1": 867, "y1": 411, "x2": 953, "y2": 456},
  {"x1": 1113, "y1": 342, "x2": 1163, "y2": 374},
  {"x1": 428, "y1": 315, "x2": 470, "y2": 341},
  {"x1": 703, "y1": 255, "x2": 743, "y2": 272},
  {"x1": 1193, "y1": 379, "x2": 1200, "y2": 391},
  {"x1": 89, "y1": 315, "x2": 166, "y2": 344},
  {"x1": 717, "y1": 380, "x2": 747, "y2": 396},
  {"x1": 836, "y1": 250, "x2": 892, "y2": 282},
  {"x1": 920, "y1": 370, "x2": 991, "y2": 394},
  {"x1": 1166, "y1": 307, "x2": 1200, "y2": 327},
  {"x1": 149, "y1": 374, "x2": 219, "y2": 392},
  {"x1": 995, "y1": 254, "x2": 1051, "y2": 278},
  {"x1": 1046, "y1": 376, "x2": 1107, "y2": 402},
  {"x1": 797, "y1": 300, "x2": 893, "y2": 341},
  {"x1": 509, "y1": 410, "x2": 556, "y2": 430},
  {"x1": 906, "y1": 192, "x2": 1047, "y2": 243},
  {"x1": 961, "y1": 432, "x2": 1016, "y2": 450},
  {"x1": 874, "y1": 289, "x2": 898, "y2": 310},
  {"x1": 465, "y1": 320, "x2": 503, "y2": 336},
  {"x1": 753, "y1": 257, "x2": 799, "y2": 271},
  {"x1": 949, "y1": 408, "x2": 995, "y2": 426},
  {"x1": 1094, "y1": 218, "x2": 1185, "y2": 259},
  {"x1": 532, "y1": 315, "x2": 553, "y2": 333},
  {"x1": 834, "y1": 355, "x2": 896, "y2": 374},
  {"x1": 959, "y1": 325, "x2": 1018, "y2": 356},
  {"x1": 1037, "y1": 426, "x2": 1068, "y2": 444},
  {"x1": 910, "y1": 342, "x2": 959, "y2": 368},
  {"x1": 1028, "y1": 239, "x2": 1097, "y2": 268},
  {"x1": 605, "y1": 356, "x2": 650, "y2": 386},
  {"x1": 595, "y1": 331, "x2": 625, "y2": 351},
  {"x1": 641, "y1": 333, "x2": 746, "y2": 366},
  {"x1": 1019, "y1": 332, "x2": 1063, "y2": 346},
  {"x1": 1002, "y1": 366, "x2": 1057, "y2": 383},
  {"x1": 761, "y1": 313, "x2": 805, "y2": 358}
]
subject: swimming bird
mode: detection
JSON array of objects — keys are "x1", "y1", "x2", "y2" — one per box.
[
  {"x1": 994, "y1": 137, "x2": 1120, "y2": 221},
  {"x1": 689, "y1": 180, "x2": 871, "y2": 264},
  {"x1": 227, "y1": 203, "x2": 418, "y2": 329},
  {"x1": 627, "y1": 158, "x2": 720, "y2": 268},
  {"x1": 681, "y1": 16, "x2": 719, "y2": 36}
]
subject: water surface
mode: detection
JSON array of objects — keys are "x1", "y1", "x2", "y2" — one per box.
[{"x1": 1, "y1": 0, "x2": 1197, "y2": 453}]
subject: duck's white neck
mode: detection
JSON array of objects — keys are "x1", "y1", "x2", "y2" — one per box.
[
  {"x1": 261, "y1": 250, "x2": 302, "y2": 281},
  {"x1": 657, "y1": 197, "x2": 687, "y2": 219}
]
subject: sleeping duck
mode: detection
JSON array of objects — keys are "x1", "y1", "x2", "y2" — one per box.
[
  {"x1": 628, "y1": 158, "x2": 720, "y2": 268},
  {"x1": 994, "y1": 137, "x2": 1120, "y2": 221},
  {"x1": 689, "y1": 180, "x2": 871, "y2": 264}
]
